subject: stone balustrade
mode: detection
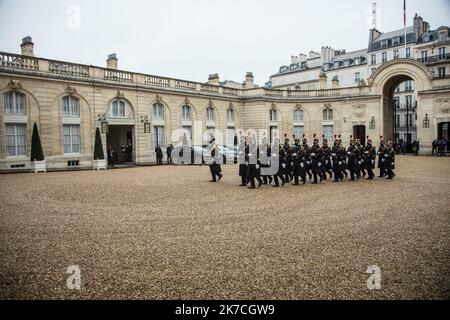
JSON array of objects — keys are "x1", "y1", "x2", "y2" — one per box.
[
  {"x1": 0, "y1": 51, "x2": 372, "y2": 99},
  {"x1": 0, "y1": 52, "x2": 39, "y2": 71}
]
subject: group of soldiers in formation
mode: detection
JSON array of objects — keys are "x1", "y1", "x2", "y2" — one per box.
[{"x1": 235, "y1": 135, "x2": 397, "y2": 189}]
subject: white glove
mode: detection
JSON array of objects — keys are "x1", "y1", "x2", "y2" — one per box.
[
  {"x1": 256, "y1": 165, "x2": 260, "y2": 169},
  {"x1": 300, "y1": 163, "x2": 304, "y2": 168},
  {"x1": 311, "y1": 153, "x2": 316, "y2": 157},
  {"x1": 271, "y1": 153, "x2": 277, "y2": 157},
  {"x1": 381, "y1": 159, "x2": 385, "y2": 163},
  {"x1": 332, "y1": 153, "x2": 336, "y2": 157},
  {"x1": 307, "y1": 161, "x2": 310, "y2": 165},
  {"x1": 338, "y1": 161, "x2": 342, "y2": 165},
  {"x1": 318, "y1": 163, "x2": 322, "y2": 167},
  {"x1": 365, "y1": 151, "x2": 369, "y2": 154},
  {"x1": 291, "y1": 162, "x2": 294, "y2": 167},
  {"x1": 347, "y1": 152, "x2": 351, "y2": 155},
  {"x1": 282, "y1": 163, "x2": 286, "y2": 168},
  {"x1": 293, "y1": 153, "x2": 297, "y2": 157},
  {"x1": 326, "y1": 160, "x2": 329, "y2": 165},
  {"x1": 245, "y1": 161, "x2": 249, "y2": 165},
  {"x1": 248, "y1": 153, "x2": 253, "y2": 157},
  {"x1": 371, "y1": 160, "x2": 375, "y2": 165}
]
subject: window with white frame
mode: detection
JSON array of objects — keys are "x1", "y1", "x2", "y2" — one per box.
[
  {"x1": 293, "y1": 126, "x2": 304, "y2": 139},
  {"x1": 392, "y1": 37, "x2": 400, "y2": 46},
  {"x1": 293, "y1": 109, "x2": 304, "y2": 122},
  {"x1": 5, "y1": 124, "x2": 26, "y2": 157},
  {"x1": 406, "y1": 47, "x2": 411, "y2": 58},
  {"x1": 381, "y1": 40, "x2": 388, "y2": 48},
  {"x1": 354, "y1": 72, "x2": 361, "y2": 83},
  {"x1": 63, "y1": 124, "x2": 80, "y2": 154},
  {"x1": 111, "y1": 100, "x2": 126, "y2": 117},
  {"x1": 153, "y1": 103, "x2": 164, "y2": 120},
  {"x1": 438, "y1": 47, "x2": 446, "y2": 60},
  {"x1": 226, "y1": 127, "x2": 235, "y2": 146},
  {"x1": 393, "y1": 50, "x2": 399, "y2": 59},
  {"x1": 62, "y1": 96, "x2": 80, "y2": 117},
  {"x1": 227, "y1": 109, "x2": 234, "y2": 123},
  {"x1": 323, "y1": 125, "x2": 333, "y2": 142},
  {"x1": 371, "y1": 54, "x2": 376, "y2": 65},
  {"x1": 270, "y1": 109, "x2": 277, "y2": 122},
  {"x1": 4, "y1": 91, "x2": 25, "y2": 115},
  {"x1": 421, "y1": 50, "x2": 428, "y2": 62},
  {"x1": 153, "y1": 126, "x2": 165, "y2": 148},
  {"x1": 182, "y1": 105, "x2": 191, "y2": 121},
  {"x1": 323, "y1": 108, "x2": 333, "y2": 121},
  {"x1": 206, "y1": 107, "x2": 214, "y2": 122},
  {"x1": 382, "y1": 52, "x2": 388, "y2": 63}
]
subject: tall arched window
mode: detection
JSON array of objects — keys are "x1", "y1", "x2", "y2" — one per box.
[
  {"x1": 270, "y1": 109, "x2": 277, "y2": 122},
  {"x1": 4, "y1": 91, "x2": 27, "y2": 157},
  {"x1": 227, "y1": 109, "x2": 234, "y2": 123},
  {"x1": 206, "y1": 107, "x2": 215, "y2": 122},
  {"x1": 293, "y1": 109, "x2": 304, "y2": 139},
  {"x1": 153, "y1": 103, "x2": 164, "y2": 121},
  {"x1": 111, "y1": 99, "x2": 126, "y2": 118},
  {"x1": 4, "y1": 91, "x2": 25, "y2": 115},
  {"x1": 62, "y1": 96, "x2": 80, "y2": 154},
  {"x1": 323, "y1": 108, "x2": 333, "y2": 121},
  {"x1": 322, "y1": 108, "x2": 334, "y2": 142},
  {"x1": 182, "y1": 105, "x2": 191, "y2": 121},
  {"x1": 152, "y1": 103, "x2": 165, "y2": 148}
]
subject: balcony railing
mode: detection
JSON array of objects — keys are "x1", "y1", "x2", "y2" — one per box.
[
  {"x1": 417, "y1": 53, "x2": 450, "y2": 64},
  {"x1": 175, "y1": 80, "x2": 196, "y2": 91},
  {"x1": 49, "y1": 60, "x2": 90, "y2": 77},
  {"x1": 0, "y1": 52, "x2": 38, "y2": 71},
  {"x1": 287, "y1": 89, "x2": 340, "y2": 98},
  {"x1": 145, "y1": 75, "x2": 170, "y2": 88},
  {"x1": 104, "y1": 69, "x2": 134, "y2": 83}
]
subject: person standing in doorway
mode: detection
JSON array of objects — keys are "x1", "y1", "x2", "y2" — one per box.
[{"x1": 155, "y1": 145, "x2": 163, "y2": 165}]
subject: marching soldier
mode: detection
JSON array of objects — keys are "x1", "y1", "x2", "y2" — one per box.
[
  {"x1": 378, "y1": 138, "x2": 387, "y2": 178},
  {"x1": 336, "y1": 138, "x2": 347, "y2": 182},
  {"x1": 356, "y1": 139, "x2": 365, "y2": 179},
  {"x1": 385, "y1": 141, "x2": 396, "y2": 179},
  {"x1": 363, "y1": 138, "x2": 377, "y2": 180},
  {"x1": 274, "y1": 141, "x2": 287, "y2": 187},
  {"x1": 260, "y1": 137, "x2": 273, "y2": 185},
  {"x1": 238, "y1": 136, "x2": 249, "y2": 186},
  {"x1": 347, "y1": 137, "x2": 361, "y2": 181},
  {"x1": 302, "y1": 136, "x2": 313, "y2": 181},
  {"x1": 248, "y1": 136, "x2": 262, "y2": 189},
  {"x1": 283, "y1": 137, "x2": 294, "y2": 183},
  {"x1": 321, "y1": 137, "x2": 333, "y2": 181},
  {"x1": 207, "y1": 138, "x2": 223, "y2": 183},
  {"x1": 310, "y1": 136, "x2": 324, "y2": 184}
]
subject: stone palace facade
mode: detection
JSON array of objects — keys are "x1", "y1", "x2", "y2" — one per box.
[{"x1": 0, "y1": 32, "x2": 449, "y2": 171}]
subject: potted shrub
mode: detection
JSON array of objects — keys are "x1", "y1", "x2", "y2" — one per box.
[
  {"x1": 93, "y1": 127, "x2": 107, "y2": 170},
  {"x1": 30, "y1": 122, "x2": 46, "y2": 173}
]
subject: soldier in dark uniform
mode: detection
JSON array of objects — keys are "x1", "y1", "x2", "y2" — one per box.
[
  {"x1": 248, "y1": 136, "x2": 262, "y2": 189},
  {"x1": 208, "y1": 138, "x2": 223, "y2": 182},
  {"x1": 331, "y1": 137, "x2": 340, "y2": 182},
  {"x1": 273, "y1": 141, "x2": 286, "y2": 187},
  {"x1": 302, "y1": 136, "x2": 313, "y2": 181},
  {"x1": 295, "y1": 141, "x2": 308, "y2": 185},
  {"x1": 260, "y1": 137, "x2": 273, "y2": 185},
  {"x1": 336, "y1": 139, "x2": 347, "y2": 182},
  {"x1": 321, "y1": 137, "x2": 333, "y2": 181},
  {"x1": 283, "y1": 137, "x2": 294, "y2": 183},
  {"x1": 363, "y1": 138, "x2": 377, "y2": 180},
  {"x1": 377, "y1": 138, "x2": 387, "y2": 178},
  {"x1": 356, "y1": 139, "x2": 365, "y2": 178},
  {"x1": 310, "y1": 136, "x2": 324, "y2": 184},
  {"x1": 347, "y1": 138, "x2": 361, "y2": 181},
  {"x1": 238, "y1": 136, "x2": 249, "y2": 186},
  {"x1": 385, "y1": 141, "x2": 396, "y2": 179},
  {"x1": 291, "y1": 138, "x2": 301, "y2": 185}
]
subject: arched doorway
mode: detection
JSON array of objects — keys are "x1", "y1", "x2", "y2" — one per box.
[
  {"x1": 381, "y1": 75, "x2": 417, "y2": 153},
  {"x1": 437, "y1": 122, "x2": 450, "y2": 155},
  {"x1": 368, "y1": 59, "x2": 432, "y2": 154},
  {"x1": 353, "y1": 125, "x2": 366, "y2": 146}
]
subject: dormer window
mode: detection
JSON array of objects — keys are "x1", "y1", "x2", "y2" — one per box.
[
  {"x1": 438, "y1": 30, "x2": 447, "y2": 41},
  {"x1": 381, "y1": 40, "x2": 389, "y2": 48},
  {"x1": 392, "y1": 37, "x2": 400, "y2": 46}
]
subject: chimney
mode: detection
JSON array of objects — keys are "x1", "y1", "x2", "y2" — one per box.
[
  {"x1": 319, "y1": 71, "x2": 327, "y2": 89},
  {"x1": 107, "y1": 54, "x2": 118, "y2": 70},
  {"x1": 332, "y1": 76, "x2": 339, "y2": 89},
  {"x1": 244, "y1": 72, "x2": 254, "y2": 89},
  {"x1": 21, "y1": 36, "x2": 34, "y2": 56},
  {"x1": 414, "y1": 14, "x2": 424, "y2": 41},
  {"x1": 208, "y1": 74, "x2": 219, "y2": 86}
]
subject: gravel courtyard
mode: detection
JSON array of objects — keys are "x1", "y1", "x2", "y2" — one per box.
[{"x1": 0, "y1": 156, "x2": 449, "y2": 300}]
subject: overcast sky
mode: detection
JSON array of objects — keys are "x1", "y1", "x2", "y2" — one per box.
[{"x1": 0, "y1": 0, "x2": 448, "y2": 85}]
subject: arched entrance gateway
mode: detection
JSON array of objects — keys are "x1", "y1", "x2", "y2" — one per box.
[{"x1": 368, "y1": 59, "x2": 433, "y2": 154}]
